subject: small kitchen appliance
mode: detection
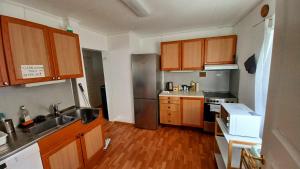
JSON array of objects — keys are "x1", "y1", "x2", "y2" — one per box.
[
  {"x1": 221, "y1": 103, "x2": 261, "y2": 137},
  {"x1": 165, "y1": 82, "x2": 173, "y2": 91}
]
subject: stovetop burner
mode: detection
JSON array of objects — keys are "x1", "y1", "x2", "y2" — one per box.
[
  {"x1": 203, "y1": 91, "x2": 238, "y2": 104},
  {"x1": 203, "y1": 91, "x2": 236, "y2": 98}
]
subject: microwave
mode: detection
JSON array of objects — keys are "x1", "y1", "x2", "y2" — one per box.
[{"x1": 221, "y1": 103, "x2": 261, "y2": 138}]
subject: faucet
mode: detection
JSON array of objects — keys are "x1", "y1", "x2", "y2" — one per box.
[{"x1": 49, "y1": 103, "x2": 61, "y2": 117}]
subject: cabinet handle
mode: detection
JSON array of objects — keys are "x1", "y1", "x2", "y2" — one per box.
[
  {"x1": 52, "y1": 77, "x2": 55, "y2": 80},
  {"x1": 168, "y1": 101, "x2": 170, "y2": 103},
  {"x1": 3, "y1": 82, "x2": 8, "y2": 86},
  {"x1": 57, "y1": 76, "x2": 61, "y2": 80}
]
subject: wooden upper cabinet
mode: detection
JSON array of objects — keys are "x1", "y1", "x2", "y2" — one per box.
[
  {"x1": 49, "y1": 29, "x2": 83, "y2": 79},
  {"x1": 0, "y1": 29, "x2": 9, "y2": 87},
  {"x1": 181, "y1": 39, "x2": 204, "y2": 70},
  {"x1": 204, "y1": 35, "x2": 237, "y2": 64},
  {"x1": 1, "y1": 16, "x2": 55, "y2": 85},
  {"x1": 161, "y1": 41, "x2": 181, "y2": 70},
  {"x1": 181, "y1": 98, "x2": 204, "y2": 128}
]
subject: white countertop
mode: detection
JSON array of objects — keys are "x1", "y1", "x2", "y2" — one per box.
[
  {"x1": 159, "y1": 91, "x2": 204, "y2": 98},
  {"x1": 221, "y1": 103, "x2": 257, "y2": 116}
]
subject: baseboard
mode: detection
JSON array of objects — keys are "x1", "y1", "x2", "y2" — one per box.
[{"x1": 113, "y1": 121, "x2": 134, "y2": 125}]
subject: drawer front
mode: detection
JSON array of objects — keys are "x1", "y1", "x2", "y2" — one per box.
[
  {"x1": 160, "y1": 110, "x2": 181, "y2": 125},
  {"x1": 160, "y1": 99, "x2": 180, "y2": 104},
  {"x1": 160, "y1": 103, "x2": 179, "y2": 111},
  {"x1": 159, "y1": 96, "x2": 180, "y2": 101}
]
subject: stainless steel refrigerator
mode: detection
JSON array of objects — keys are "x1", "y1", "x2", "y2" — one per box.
[{"x1": 132, "y1": 54, "x2": 162, "y2": 130}]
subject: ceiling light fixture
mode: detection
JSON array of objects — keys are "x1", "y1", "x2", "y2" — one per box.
[{"x1": 121, "y1": 0, "x2": 151, "y2": 17}]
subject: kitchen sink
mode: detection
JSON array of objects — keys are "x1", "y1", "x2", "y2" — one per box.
[
  {"x1": 26, "y1": 107, "x2": 100, "y2": 135},
  {"x1": 63, "y1": 108, "x2": 100, "y2": 124},
  {"x1": 27, "y1": 115, "x2": 75, "y2": 135}
]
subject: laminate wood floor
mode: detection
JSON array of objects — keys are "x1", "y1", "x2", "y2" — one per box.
[{"x1": 93, "y1": 122, "x2": 216, "y2": 169}]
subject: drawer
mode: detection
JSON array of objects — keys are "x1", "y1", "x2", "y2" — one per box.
[
  {"x1": 160, "y1": 103, "x2": 180, "y2": 111},
  {"x1": 160, "y1": 110, "x2": 181, "y2": 125},
  {"x1": 160, "y1": 99, "x2": 180, "y2": 104},
  {"x1": 159, "y1": 96, "x2": 180, "y2": 101}
]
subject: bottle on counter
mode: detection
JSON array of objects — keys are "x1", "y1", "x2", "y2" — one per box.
[
  {"x1": 19, "y1": 106, "x2": 33, "y2": 127},
  {"x1": 190, "y1": 81, "x2": 196, "y2": 92}
]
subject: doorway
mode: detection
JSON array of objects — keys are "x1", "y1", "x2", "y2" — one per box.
[{"x1": 82, "y1": 48, "x2": 108, "y2": 119}]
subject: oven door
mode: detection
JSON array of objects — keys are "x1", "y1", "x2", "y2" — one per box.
[{"x1": 204, "y1": 103, "x2": 221, "y2": 132}]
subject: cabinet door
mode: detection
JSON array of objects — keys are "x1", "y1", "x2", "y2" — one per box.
[
  {"x1": 204, "y1": 35, "x2": 237, "y2": 64},
  {"x1": 1, "y1": 16, "x2": 55, "y2": 84},
  {"x1": 43, "y1": 137, "x2": 84, "y2": 169},
  {"x1": 161, "y1": 41, "x2": 181, "y2": 70},
  {"x1": 49, "y1": 29, "x2": 83, "y2": 79},
  {"x1": 182, "y1": 39, "x2": 204, "y2": 70},
  {"x1": 0, "y1": 29, "x2": 8, "y2": 87},
  {"x1": 81, "y1": 124, "x2": 104, "y2": 167},
  {"x1": 181, "y1": 98, "x2": 204, "y2": 128}
]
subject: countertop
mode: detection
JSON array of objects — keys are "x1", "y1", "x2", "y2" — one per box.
[
  {"x1": 159, "y1": 91, "x2": 204, "y2": 98},
  {"x1": 0, "y1": 108, "x2": 85, "y2": 161}
]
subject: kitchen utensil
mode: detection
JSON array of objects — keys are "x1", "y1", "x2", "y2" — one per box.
[
  {"x1": 78, "y1": 83, "x2": 91, "y2": 107},
  {"x1": 0, "y1": 119, "x2": 15, "y2": 134}
]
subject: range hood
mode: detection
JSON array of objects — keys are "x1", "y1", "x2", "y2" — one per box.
[{"x1": 204, "y1": 64, "x2": 239, "y2": 71}]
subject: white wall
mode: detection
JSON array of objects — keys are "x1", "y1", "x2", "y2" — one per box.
[
  {"x1": 234, "y1": 0, "x2": 275, "y2": 109},
  {"x1": 104, "y1": 33, "x2": 134, "y2": 123}
]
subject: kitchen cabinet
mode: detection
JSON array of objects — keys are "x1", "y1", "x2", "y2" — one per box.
[
  {"x1": 45, "y1": 137, "x2": 84, "y2": 169},
  {"x1": 160, "y1": 41, "x2": 181, "y2": 70},
  {"x1": 159, "y1": 96, "x2": 181, "y2": 125},
  {"x1": 80, "y1": 120, "x2": 104, "y2": 168},
  {"x1": 1, "y1": 16, "x2": 55, "y2": 85},
  {"x1": 181, "y1": 39, "x2": 205, "y2": 70},
  {"x1": 38, "y1": 111, "x2": 104, "y2": 169},
  {"x1": 181, "y1": 97, "x2": 204, "y2": 128},
  {"x1": 204, "y1": 35, "x2": 237, "y2": 64},
  {"x1": 49, "y1": 28, "x2": 83, "y2": 79},
  {"x1": 0, "y1": 29, "x2": 9, "y2": 87}
]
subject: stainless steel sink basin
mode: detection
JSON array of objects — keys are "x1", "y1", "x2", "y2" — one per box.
[
  {"x1": 64, "y1": 108, "x2": 100, "y2": 124},
  {"x1": 27, "y1": 115, "x2": 75, "y2": 135},
  {"x1": 26, "y1": 107, "x2": 99, "y2": 135}
]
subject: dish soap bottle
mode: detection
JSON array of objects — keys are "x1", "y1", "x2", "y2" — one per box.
[{"x1": 20, "y1": 106, "x2": 33, "y2": 127}]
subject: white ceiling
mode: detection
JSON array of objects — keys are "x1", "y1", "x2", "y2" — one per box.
[{"x1": 9, "y1": 0, "x2": 262, "y2": 37}]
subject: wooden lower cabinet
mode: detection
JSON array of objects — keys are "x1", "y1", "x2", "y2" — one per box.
[
  {"x1": 81, "y1": 123, "x2": 104, "y2": 168},
  {"x1": 44, "y1": 138, "x2": 84, "y2": 169},
  {"x1": 159, "y1": 96, "x2": 204, "y2": 128},
  {"x1": 159, "y1": 96, "x2": 181, "y2": 125},
  {"x1": 181, "y1": 97, "x2": 204, "y2": 128},
  {"x1": 38, "y1": 112, "x2": 104, "y2": 169}
]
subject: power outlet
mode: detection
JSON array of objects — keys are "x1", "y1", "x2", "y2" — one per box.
[{"x1": 199, "y1": 72, "x2": 206, "y2": 77}]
